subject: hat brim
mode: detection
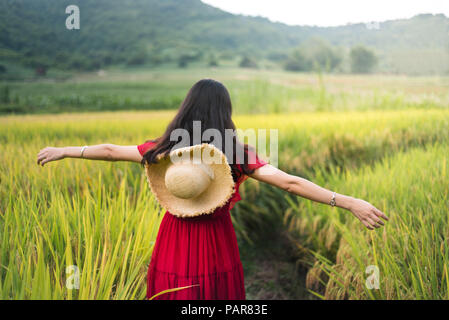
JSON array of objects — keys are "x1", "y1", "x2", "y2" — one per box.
[{"x1": 144, "y1": 143, "x2": 235, "y2": 218}]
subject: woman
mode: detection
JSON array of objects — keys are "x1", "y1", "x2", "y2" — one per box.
[{"x1": 37, "y1": 79, "x2": 388, "y2": 300}]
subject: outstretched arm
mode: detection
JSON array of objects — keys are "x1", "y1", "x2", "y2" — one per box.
[
  {"x1": 37, "y1": 144, "x2": 143, "y2": 166},
  {"x1": 249, "y1": 164, "x2": 389, "y2": 230}
]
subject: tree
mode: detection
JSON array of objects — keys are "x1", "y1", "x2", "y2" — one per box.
[
  {"x1": 350, "y1": 46, "x2": 378, "y2": 74},
  {"x1": 126, "y1": 46, "x2": 148, "y2": 66},
  {"x1": 239, "y1": 56, "x2": 258, "y2": 69},
  {"x1": 178, "y1": 55, "x2": 189, "y2": 68},
  {"x1": 177, "y1": 51, "x2": 202, "y2": 68},
  {"x1": 1, "y1": 86, "x2": 10, "y2": 103},
  {"x1": 208, "y1": 53, "x2": 219, "y2": 67},
  {"x1": 303, "y1": 38, "x2": 342, "y2": 72},
  {"x1": 284, "y1": 49, "x2": 312, "y2": 72},
  {"x1": 284, "y1": 39, "x2": 343, "y2": 73},
  {"x1": 148, "y1": 52, "x2": 165, "y2": 65}
]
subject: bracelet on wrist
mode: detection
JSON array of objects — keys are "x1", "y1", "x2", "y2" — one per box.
[
  {"x1": 330, "y1": 191, "x2": 336, "y2": 207},
  {"x1": 80, "y1": 146, "x2": 88, "y2": 158}
]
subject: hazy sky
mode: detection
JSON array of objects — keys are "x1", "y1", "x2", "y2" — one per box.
[{"x1": 201, "y1": 0, "x2": 449, "y2": 27}]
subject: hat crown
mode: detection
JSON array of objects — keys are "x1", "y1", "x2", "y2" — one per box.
[
  {"x1": 164, "y1": 162, "x2": 214, "y2": 199},
  {"x1": 145, "y1": 143, "x2": 235, "y2": 218}
]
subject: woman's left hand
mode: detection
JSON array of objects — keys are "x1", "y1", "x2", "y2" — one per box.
[
  {"x1": 349, "y1": 198, "x2": 389, "y2": 230},
  {"x1": 37, "y1": 147, "x2": 65, "y2": 166}
]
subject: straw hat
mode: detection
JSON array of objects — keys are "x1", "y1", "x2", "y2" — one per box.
[{"x1": 144, "y1": 143, "x2": 235, "y2": 218}]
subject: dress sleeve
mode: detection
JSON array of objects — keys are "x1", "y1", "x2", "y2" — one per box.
[
  {"x1": 229, "y1": 148, "x2": 268, "y2": 210},
  {"x1": 246, "y1": 148, "x2": 268, "y2": 171},
  {"x1": 235, "y1": 148, "x2": 268, "y2": 184},
  {"x1": 137, "y1": 140, "x2": 157, "y2": 156}
]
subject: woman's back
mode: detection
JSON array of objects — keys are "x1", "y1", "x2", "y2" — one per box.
[{"x1": 138, "y1": 139, "x2": 267, "y2": 299}]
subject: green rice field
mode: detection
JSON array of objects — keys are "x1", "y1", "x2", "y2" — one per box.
[{"x1": 1, "y1": 67, "x2": 448, "y2": 299}]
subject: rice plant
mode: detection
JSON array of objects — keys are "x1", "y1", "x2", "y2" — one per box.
[
  {"x1": 1, "y1": 106, "x2": 448, "y2": 299},
  {"x1": 297, "y1": 143, "x2": 449, "y2": 299}
]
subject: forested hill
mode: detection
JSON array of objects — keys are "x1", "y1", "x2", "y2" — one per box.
[{"x1": 1, "y1": 0, "x2": 448, "y2": 74}]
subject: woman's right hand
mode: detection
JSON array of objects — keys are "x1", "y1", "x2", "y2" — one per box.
[
  {"x1": 37, "y1": 147, "x2": 65, "y2": 166},
  {"x1": 348, "y1": 198, "x2": 389, "y2": 230}
]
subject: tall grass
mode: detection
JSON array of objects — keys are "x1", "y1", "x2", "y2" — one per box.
[
  {"x1": 0, "y1": 140, "x2": 164, "y2": 299},
  {"x1": 1, "y1": 107, "x2": 449, "y2": 299},
  {"x1": 293, "y1": 143, "x2": 449, "y2": 299}
]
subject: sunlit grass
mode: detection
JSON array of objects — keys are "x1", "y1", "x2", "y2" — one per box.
[
  {"x1": 0, "y1": 141, "x2": 164, "y2": 299},
  {"x1": 295, "y1": 143, "x2": 449, "y2": 299},
  {"x1": 1, "y1": 106, "x2": 449, "y2": 299}
]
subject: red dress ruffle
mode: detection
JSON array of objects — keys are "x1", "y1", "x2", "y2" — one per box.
[{"x1": 137, "y1": 140, "x2": 267, "y2": 300}]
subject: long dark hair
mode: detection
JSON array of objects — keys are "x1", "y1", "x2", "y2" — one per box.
[{"x1": 140, "y1": 79, "x2": 256, "y2": 182}]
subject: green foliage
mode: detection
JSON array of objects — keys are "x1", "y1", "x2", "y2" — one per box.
[
  {"x1": 1, "y1": 1, "x2": 447, "y2": 75},
  {"x1": 0, "y1": 86, "x2": 10, "y2": 104},
  {"x1": 350, "y1": 46, "x2": 378, "y2": 74},
  {"x1": 284, "y1": 49, "x2": 312, "y2": 72},
  {"x1": 285, "y1": 39, "x2": 343, "y2": 73},
  {"x1": 208, "y1": 53, "x2": 219, "y2": 67},
  {"x1": 303, "y1": 38, "x2": 342, "y2": 72},
  {"x1": 126, "y1": 47, "x2": 148, "y2": 66},
  {"x1": 177, "y1": 51, "x2": 202, "y2": 68},
  {"x1": 239, "y1": 56, "x2": 258, "y2": 69},
  {"x1": 178, "y1": 56, "x2": 188, "y2": 68}
]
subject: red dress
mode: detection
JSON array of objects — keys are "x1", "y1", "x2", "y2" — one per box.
[{"x1": 137, "y1": 140, "x2": 267, "y2": 300}]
